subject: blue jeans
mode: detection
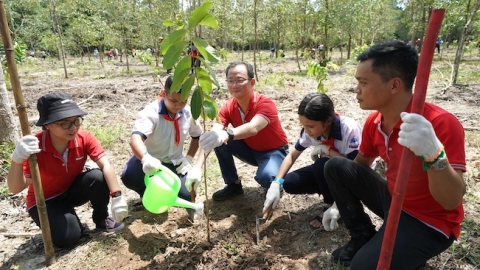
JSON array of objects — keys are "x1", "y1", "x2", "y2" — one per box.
[
  {"x1": 213, "y1": 140, "x2": 288, "y2": 188},
  {"x1": 324, "y1": 157, "x2": 454, "y2": 270}
]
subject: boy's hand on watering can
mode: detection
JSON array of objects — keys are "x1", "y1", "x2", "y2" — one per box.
[
  {"x1": 141, "y1": 154, "x2": 163, "y2": 175},
  {"x1": 111, "y1": 195, "x2": 128, "y2": 222},
  {"x1": 176, "y1": 156, "x2": 193, "y2": 175},
  {"x1": 185, "y1": 167, "x2": 202, "y2": 192}
]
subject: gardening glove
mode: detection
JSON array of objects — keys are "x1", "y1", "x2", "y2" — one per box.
[
  {"x1": 185, "y1": 167, "x2": 202, "y2": 192},
  {"x1": 174, "y1": 156, "x2": 193, "y2": 175},
  {"x1": 199, "y1": 130, "x2": 228, "y2": 153},
  {"x1": 398, "y1": 112, "x2": 443, "y2": 160},
  {"x1": 111, "y1": 195, "x2": 128, "y2": 222},
  {"x1": 141, "y1": 154, "x2": 163, "y2": 176},
  {"x1": 310, "y1": 144, "x2": 329, "y2": 161},
  {"x1": 322, "y1": 202, "x2": 341, "y2": 231},
  {"x1": 263, "y1": 181, "x2": 281, "y2": 213},
  {"x1": 11, "y1": 135, "x2": 41, "y2": 164}
]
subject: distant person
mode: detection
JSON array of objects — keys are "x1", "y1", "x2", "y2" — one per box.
[
  {"x1": 436, "y1": 37, "x2": 443, "y2": 54},
  {"x1": 270, "y1": 47, "x2": 275, "y2": 58},
  {"x1": 106, "y1": 49, "x2": 113, "y2": 60},
  {"x1": 263, "y1": 93, "x2": 366, "y2": 230},
  {"x1": 121, "y1": 75, "x2": 205, "y2": 219},
  {"x1": 188, "y1": 43, "x2": 202, "y2": 72},
  {"x1": 415, "y1": 38, "x2": 422, "y2": 51},
  {"x1": 199, "y1": 62, "x2": 289, "y2": 201},
  {"x1": 7, "y1": 92, "x2": 128, "y2": 248},
  {"x1": 41, "y1": 50, "x2": 47, "y2": 60},
  {"x1": 93, "y1": 48, "x2": 99, "y2": 56},
  {"x1": 324, "y1": 40, "x2": 465, "y2": 269}
]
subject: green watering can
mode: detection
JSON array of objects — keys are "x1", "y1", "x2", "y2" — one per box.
[{"x1": 143, "y1": 166, "x2": 203, "y2": 214}]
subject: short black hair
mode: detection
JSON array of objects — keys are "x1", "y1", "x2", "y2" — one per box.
[
  {"x1": 165, "y1": 75, "x2": 173, "y2": 94},
  {"x1": 225, "y1": 62, "x2": 254, "y2": 79},
  {"x1": 357, "y1": 40, "x2": 418, "y2": 90},
  {"x1": 298, "y1": 93, "x2": 335, "y2": 122}
]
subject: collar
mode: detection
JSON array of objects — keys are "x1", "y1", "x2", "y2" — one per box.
[
  {"x1": 158, "y1": 98, "x2": 185, "y2": 118},
  {"x1": 317, "y1": 114, "x2": 342, "y2": 141},
  {"x1": 374, "y1": 98, "x2": 413, "y2": 130},
  {"x1": 233, "y1": 91, "x2": 258, "y2": 112},
  {"x1": 40, "y1": 130, "x2": 78, "y2": 153}
]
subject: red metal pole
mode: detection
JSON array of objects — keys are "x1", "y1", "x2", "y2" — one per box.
[{"x1": 376, "y1": 9, "x2": 445, "y2": 270}]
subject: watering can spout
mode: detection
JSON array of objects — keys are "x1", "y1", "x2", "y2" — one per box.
[{"x1": 174, "y1": 197, "x2": 196, "y2": 209}]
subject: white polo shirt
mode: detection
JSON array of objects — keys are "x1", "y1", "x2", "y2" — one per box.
[
  {"x1": 132, "y1": 99, "x2": 203, "y2": 162},
  {"x1": 295, "y1": 115, "x2": 362, "y2": 158}
]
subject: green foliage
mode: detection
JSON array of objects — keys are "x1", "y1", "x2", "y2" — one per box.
[
  {"x1": 0, "y1": 141, "x2": 15, "y2": 199},
  {"x1": 0, "y1": 42, "x2": 27, "y2": 75},
  {"x1": 161, "y1": 2, "x2": 221, "y2": 121},
  {"x1": 352, "y1": 44, "x2": 369, "y2": 59},
  {"x1": 306, "y1": 56, "x2": 339, "y2": 93},
  {"x1": 217, "y1": 47, "x2": 229, "y2": 61}
]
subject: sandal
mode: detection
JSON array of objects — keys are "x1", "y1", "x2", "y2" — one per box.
[
  {"x1": 309, "y1": 215, "x2": 325, "y2": 229},
  {"x1": 309, "y1": 205, "x2": 330, "y2": 229}
]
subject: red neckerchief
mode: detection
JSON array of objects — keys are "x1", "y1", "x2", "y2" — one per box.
[
  {"x1": 320, "y1": 113, "x2": 340, "y2": 151},
  {"x1": 158, "y1": 93, "x2": 180, "y2": 145}
]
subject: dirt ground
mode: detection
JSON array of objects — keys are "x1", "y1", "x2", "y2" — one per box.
[{"x1": 1, "y1": 51, "x2": 480, "y2": 270}]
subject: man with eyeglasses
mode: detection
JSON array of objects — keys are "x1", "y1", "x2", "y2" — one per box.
[
  {"x1": 199, "y1": 62, "x2": 289, "y2": 201},
  {"x1": 7, "y1": 92, "x2": 128, "y2": 248}
]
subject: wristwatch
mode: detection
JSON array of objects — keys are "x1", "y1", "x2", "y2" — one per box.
[
  {"x1": 226, "y1": 129, "x2": 234, "y2": 143},
  {"x1": 429, "y1": 155, "x2": 448, "y2": 170}
]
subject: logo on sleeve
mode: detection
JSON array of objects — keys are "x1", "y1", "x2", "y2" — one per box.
[{"x1": 349, "y1": 137, "x2": 359, "y2": 148}]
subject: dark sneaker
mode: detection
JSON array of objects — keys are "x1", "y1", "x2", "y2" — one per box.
[
  {"x1": 332, "y1": 232, "x2": 375, "y2": 266},
  {"x1": 212, "y1": 183, "x2": 244, "y2": 201},
  {"x1": 97, "y1": 217, "x2": 125, "y2": 232}
]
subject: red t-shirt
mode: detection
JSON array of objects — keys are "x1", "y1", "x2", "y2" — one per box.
[
  {"x1": 359, "y1": 101, "x2": 466, "y2": 239},
  {"x1": 23, "y1": 130, "x2": 106, "y2": 210},
  {"x1": 219, "y1": 92, "x2": 288, "y2": 151}
]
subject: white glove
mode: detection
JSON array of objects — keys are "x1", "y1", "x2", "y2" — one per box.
[
  {"x1": 322, "y1": 202, "x2": 341, "y2": 231},
  {"x1": 398, "y1": 112, "x2": 443, "y2": 160},
  {"x1": 11, "y1": 135, "x2": 41, "y2": 163},
  {"x1": 185, "y1": 167, "x2": 202, "y2": 192},
  {"x1": 111, "y1": 196, "x2": 128, "y2": 222},
  {"x1": 175, "y1": 156, "x2": 193, "y2": 175},
  {"x1": 310, "y1": 144, "x2": 329, "y2": 161},
  {"x1": 199, "y1": 130, "x2": 228, "y2": 153},
  {"x1": 263, "y1": 181, "x2": 281, "y2": 213},
  {"x1": 141, "y1": 154, "x2": 163, "y2": 176}
]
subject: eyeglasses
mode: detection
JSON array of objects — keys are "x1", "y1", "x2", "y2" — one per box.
[
  {"x1": 55, "y1": 117, "x2": 83, "y2": 129},
  {"x1": 226, "y1": 78, "x2": 249, "y2": 86}
]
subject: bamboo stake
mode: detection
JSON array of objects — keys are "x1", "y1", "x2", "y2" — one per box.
[
  {"x1": 0, "y1": 1, "x2": 56, "y2": 265},
  {"x1": 376, "y1": 9, "x2": 445, "y2": 270}
]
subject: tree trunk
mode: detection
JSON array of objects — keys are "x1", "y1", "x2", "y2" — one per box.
[
  {"x1": 452, "y1": 0, "x2": 480, "y2": 84},
  {"x1": 253, "y1": 0, "x2": 259, "y2": 82},
  {"x1": 0, "y1": 65, "x2": 20, "y2": 144}
]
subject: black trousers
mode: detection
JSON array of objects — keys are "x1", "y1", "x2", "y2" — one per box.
[
  {"x1": 324, "y1": 157, "x2": 454, "y2": 270},
  {"x1": 28, "y1": 168, "x2": 109, "y2": 248},
  {"x1": 283, "y1": 157, "x2": 334, "y2": 205}
]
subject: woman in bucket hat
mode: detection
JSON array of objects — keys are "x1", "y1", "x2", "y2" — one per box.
[{"x1": 7, "y1": 92, "x2": 128, "y2": 248}]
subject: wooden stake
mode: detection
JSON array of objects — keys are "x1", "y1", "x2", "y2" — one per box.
[{"x1": 0, "y1": 1, "x2": 56, "y2": 265}]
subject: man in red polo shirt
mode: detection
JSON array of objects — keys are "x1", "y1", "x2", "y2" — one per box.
[
  {"x1": 322, "y1": 41, "x2": 466, "y2": 269},
  {"x1": 199, "y1": 61, "x2": 289, "y2": 201}
]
